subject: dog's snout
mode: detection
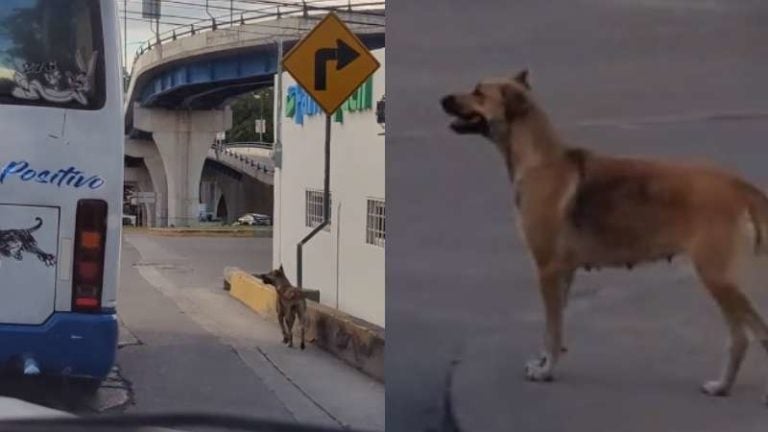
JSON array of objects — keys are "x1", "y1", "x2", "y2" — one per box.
[{"x1": 441, "y1": 95, "x2": 457, "y2": 112}]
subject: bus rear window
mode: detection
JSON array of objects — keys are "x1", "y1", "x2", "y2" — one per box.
[{"x1": 0, "y1": 0, "x2": 105, "y2": 110}]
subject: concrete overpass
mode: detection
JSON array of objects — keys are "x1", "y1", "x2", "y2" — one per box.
[
  {"x1": 124, "y1": 5, "x2": 385, "y2": 226},
  {"x1": 200, "y1": 143, "x2": 275, "y2": 224}
]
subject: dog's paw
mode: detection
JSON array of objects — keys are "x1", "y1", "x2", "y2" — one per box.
[
  {"x1": 701, "y1": 380, "x2": 730, "y2": 397},
  {"x1": 300, "y1": 342, "x2": 305, "y2": 350},
  {"x1": 524, "y1": 356, "x2": 554, "y2": 382},
  {"x1": 282, "y1": 336, "x2": 289, "y2": 344}
]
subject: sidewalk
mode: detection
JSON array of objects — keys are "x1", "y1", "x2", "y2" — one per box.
[{"x1": 121, "y1": 233, "x2": 384, "y2": 430}]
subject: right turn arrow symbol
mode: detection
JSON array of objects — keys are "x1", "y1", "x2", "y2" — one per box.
[{"x1": 314, "y1": 39, "x2": 360, "y2": 91}]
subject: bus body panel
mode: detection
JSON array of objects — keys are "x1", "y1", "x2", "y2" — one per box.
[
  {"x1": 0, "y1": 0, "x2": 122, "y2": 379},
  {"x1": 0, "y1": 205, "x2": 58, "y2": 325},
  {"x1": 0, "y1": 312, "x2": 117, "y2": 379}
]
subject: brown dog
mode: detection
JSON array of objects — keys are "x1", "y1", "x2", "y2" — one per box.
[
  {"x1": 441, "y1": 70, "x2": 768, "y2": 401},
  {"x1": 258, "y1": 266, "x2": 307, "y2": 350}
]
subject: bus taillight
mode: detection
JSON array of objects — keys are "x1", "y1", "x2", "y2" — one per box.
[{"x1": 72, "y1": 199, "x2": 107, "y2": 312}]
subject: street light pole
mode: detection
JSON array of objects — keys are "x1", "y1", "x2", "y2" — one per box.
[
  {"x1": 260, "y1": 93, "x2": 265, "y2": 143},
  {"x1": 123, "y1": 0, "x2": 127, "y2": 90},
  {"x1": 254, "y1": 92, "x2": 265, "y2": 143}
]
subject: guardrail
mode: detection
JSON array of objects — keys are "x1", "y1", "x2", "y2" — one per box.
[
  {"x1": 210, "y1": 143, "x2": 275, "y2": 175},
  {"x1": 221, "y1": 141, "x2": 274, "y2": 150},
  {"x1": 133, "y1": 2, "x2": 385, "y2": 67}
]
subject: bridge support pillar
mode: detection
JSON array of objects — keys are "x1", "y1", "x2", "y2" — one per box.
[
  {"x1": 134, "y1": 105, "x2": 232, "y2": 227},
  {"x1": 125, "y1": 138, "x2": 168, "y2": 227}
]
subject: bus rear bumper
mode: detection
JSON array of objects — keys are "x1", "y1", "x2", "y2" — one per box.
[{"x1": 0, "y1": 312, "x2": 117, "y2": 380}]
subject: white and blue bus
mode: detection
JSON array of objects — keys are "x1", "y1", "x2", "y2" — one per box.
[{"x1": 0, "y1": 0, "x2": 122, "y2": 387}]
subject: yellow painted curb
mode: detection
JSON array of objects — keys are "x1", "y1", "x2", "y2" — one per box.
[{"x1": 228, "y1": 270, "x2": 278, "y2": 319}]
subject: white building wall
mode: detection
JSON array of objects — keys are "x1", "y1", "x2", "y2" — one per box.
[{"x1": 273, "y1": 48, "x2": 385, "y2": 327}]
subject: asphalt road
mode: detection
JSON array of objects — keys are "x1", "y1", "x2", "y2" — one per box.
[
  {"x1": 116, "y1": 233, "x2": 384, "y2": 430},
  {"x1": 387, "y1": 0, "x2": 768, "y2": 430},
  {"x1": 0, "y1": 233, "x2": 383, "y2": 431}
]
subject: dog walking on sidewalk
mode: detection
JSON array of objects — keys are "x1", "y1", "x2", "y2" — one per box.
[
  {"x1": 257, "y1": 266, "x2": 307, "y2": 350},
  {"x1": 441, "y1": 70, "x2": 768, "y2": 403}
]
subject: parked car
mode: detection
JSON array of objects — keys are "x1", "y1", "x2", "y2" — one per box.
[
  {"x1": 198, "y1": 211, "x2": 216, "y2": 222},
  {"x1": 233, "y1": 213, "x2": 272, "y2": 226},
  {"x1": 122, "y1": 214, "x2": 137, "y2": 226}
]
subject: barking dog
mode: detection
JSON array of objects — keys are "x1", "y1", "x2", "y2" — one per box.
[
  {"x1": 258, "y1": 266, "x2": 307, "y2": 350},
  {"x1": 441, "y1": 70, "x2": 768, "y2": 402},
  {"x1": 0, "y1": 217, "x2": 56, "y2": 267}
]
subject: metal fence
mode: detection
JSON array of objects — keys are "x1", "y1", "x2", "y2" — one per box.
[{"x1": 132, "y1": 1, "x2": 385, "y2": 67}]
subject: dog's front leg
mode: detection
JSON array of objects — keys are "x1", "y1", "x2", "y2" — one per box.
[
  {"x1": 561, "y1": 271, "x2": 574, "y2": 311},
  {"x1": 525, "y1": 267, "x2": 565, "y2": 382}
]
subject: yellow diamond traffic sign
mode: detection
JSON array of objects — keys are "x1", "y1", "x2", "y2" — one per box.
[{"x1": 282, "y1": 12, "x2": 380, "y2": 115}]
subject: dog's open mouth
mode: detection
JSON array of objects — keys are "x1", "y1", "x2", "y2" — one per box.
[
  {"x1": 441, "y1": 95, "x2": 487, "y2": 135},
  {"x1": 449, "y1": 114, "x2": 487, "y2": 134}
]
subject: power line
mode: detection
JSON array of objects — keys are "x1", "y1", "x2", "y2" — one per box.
[
  {"x1": 121, "y1": 9, "x2": 316, "y2": 36},
  {"x1": 122, "y1": 3, "x2": 383, "y2": 42},
  {"x1": 123, "y1": 16, "x2": 194, "y2": 27},
  {"x1": 123, "y1": 0, "x2": 256, "y2": 14},
  {"x1": 121, "y1": 2, "x2": 319, "y2": 25},
  {"x1": 233, "y1": 0, "x2": 385, "y2": 16},
  {"x1": 123, "y1": 0, "x2": 384, "y2": 59},
  {"x1": 123, "y1": 0, "x2": 379, "y2": 15},
  {"x1": 120, "y1": 0, "x2": 383, "y2": 29},
  {"x1": 123, "y1": 13, "x2": 307, "y2": 42}
]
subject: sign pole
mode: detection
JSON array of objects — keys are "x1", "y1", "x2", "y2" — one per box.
[
  {"x1": 283, "y1": 12, "x2": 379, "y2": 289},
  {"x1": 297, "y1": 114, "x2": 331, "y2": 288}
]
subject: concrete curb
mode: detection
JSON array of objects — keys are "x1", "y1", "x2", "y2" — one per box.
[
  {"x1": 139, "y1": 227, "x2": 273, "y2": 238},
  {"x1": 224, "y1": 267, "x2": 384, "y2": 382}
]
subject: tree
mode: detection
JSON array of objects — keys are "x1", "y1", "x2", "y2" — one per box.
[{"x1": 227, "y1": 87, "x2": 274, "y2": 143}]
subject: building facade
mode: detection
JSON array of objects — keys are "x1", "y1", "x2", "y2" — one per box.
[{"x1": 272, "y1": 48, "x2": 385, "y2": 327}]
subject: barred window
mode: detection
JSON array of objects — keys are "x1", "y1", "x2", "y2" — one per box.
[
  {"x1": 366, "y1": 199, "x2": 385, "y2": 248},
  {"x1": 305, "y1": 189, "x2": 331, "y2": 231}
]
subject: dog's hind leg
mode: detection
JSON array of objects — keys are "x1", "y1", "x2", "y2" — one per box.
[
  {"x1": 300, "y1": 314, "x2": 306, "y2": 350},
  {"x1": 697, "y1": 281, "x2": 748, "y2": 397},
  {"x1": 730, "y1": 283, "x2": 768, "y2": 403},
  {"x1": 285, "y1": 312, "x2": 296, "y2": 348},
  {"x1": 739, "y1": 303, "x2": 768, "y2": 405},
  {"x1": 277, "y1": 303, "x2": 289, "y2": 344},
  {"x1": 693, "y1": 242, "x2": 750, "y2": 397},
  {"x1": 525, "y1": 266, "x2": 567, "y2": 382},
  {"x1": 298, "y1": 303, "x2": 306, "y2": 350}
]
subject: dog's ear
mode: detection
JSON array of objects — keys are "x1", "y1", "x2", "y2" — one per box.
[
  {"x1": 503, "y1": 85, "x2": 532, "y2": 120},
  {"x1": 513, "y1": 69, "x2": 531, "y2": 90}
]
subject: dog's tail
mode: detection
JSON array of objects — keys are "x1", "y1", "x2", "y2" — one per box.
[
  {"x1": 740, "y1": 182, "x2": 768, "y2": 255},
  {"x1": 28, "y1": 217, "x2": 43, "y2": 232}
]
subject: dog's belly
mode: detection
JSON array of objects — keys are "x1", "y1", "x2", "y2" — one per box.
[{"x1": 562, "y1": 225, "x2": 681, "y2": 270}]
